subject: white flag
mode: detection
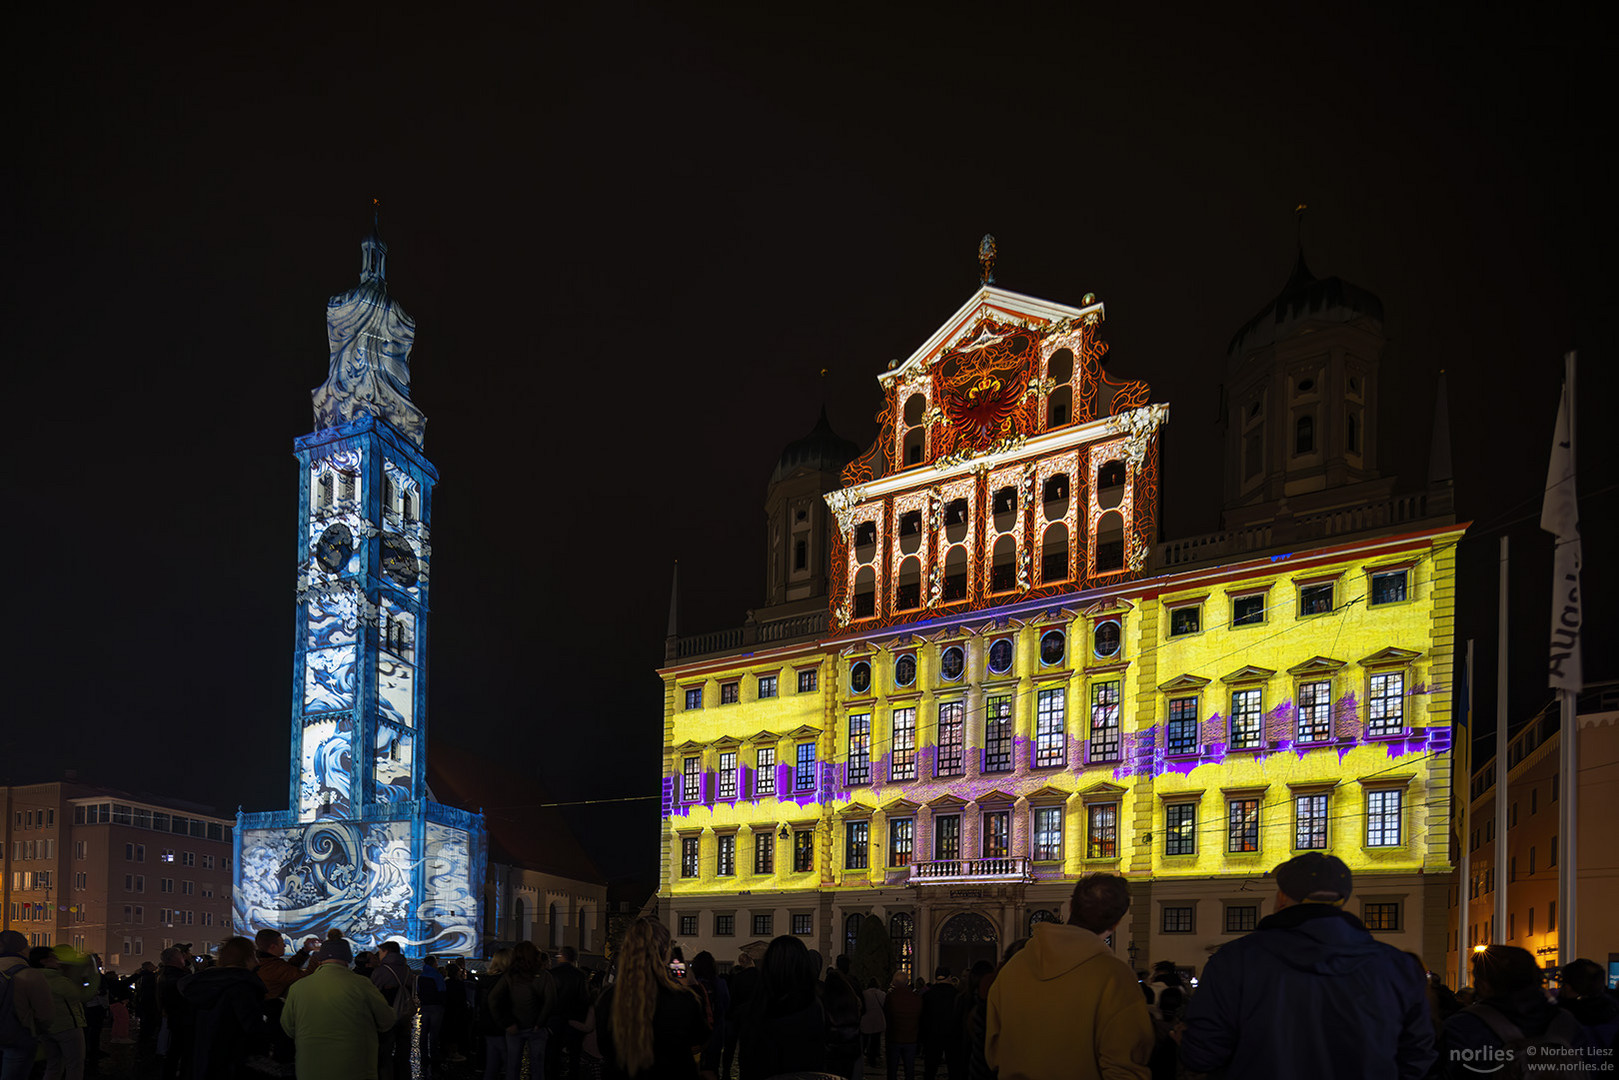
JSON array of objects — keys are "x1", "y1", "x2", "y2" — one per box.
[{"x1": 1541, "y1": 369, "x2": 1582, "y2": 692}]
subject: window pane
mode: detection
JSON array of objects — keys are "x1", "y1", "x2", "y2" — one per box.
[
  {"x1": 1035, "y1": 689, "x2": 1066, "y2": 767},
  {"x1": 1166, "y1": 804, "x2": 1196, "y2": 856},
  {"x1": 1295, "y1": 794, "x2": 1328, "y2": 850},
  {"x1": 845, "y1": 822, "x2": 869, "y2": 870},
  {"x1": 934, "y1": 815, "x2": 960, "y2": 861},
  {"x1": 890, "y1": 819, "x2": 914, "y2": 867},
  {"x1": 1297, "y1": 681, "x2": 1333, "y2": 742},
  {"x1": 755, "y1": 748, "x2": 776, "y2": 796},
  {"x1": 795, "y1": 744, "x2": 816, "y2": 792},
  {"x1": 1086, "y1": 804, "x2": 1117, "y2": 859},
  {"x1": 984, "y1": 696, "x2": 1012, "y2": 773},
  {"x1": 936, "y1": 702, "x2": 965, "y2": 777},
  {"x1": 1367, "y1": 790, "x2": 1402, "y2": 846},
  {"x1": 1088, "y1": 683, "x2": 1120, "y2": 762},
  {"x1": 1227, "y1": 799, "x2": 1260, "y2": 853},
  {"x1": 847, "y1": 714, "x2": 871, "y2": 786},
  {"x1": 1167, "y1": 697, "x2": 1199, "y2": 755},
  {"x1": 890, "y1": 708, "x2": 917, "y2": 781},
  {"x1": 1368, "y1": 672, "x2": 1404, "y2": 736},
  {"x1": 982, "y1": 811, "x2": 1009, "y2": 858},
  {"x1": 1230, "y1": 689, "x2": 1263, "y2": 749},
  {"x1": 1033, "y1": 807, "x2": 1063, "y2": 862}
]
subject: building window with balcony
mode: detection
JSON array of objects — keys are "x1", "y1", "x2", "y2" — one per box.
[
  {"x1": 1162, "y1": 906, "x2": 1194, "y2": 933},
  {"x1": 1165, "y1": 803, "x2": 1197, "y2": 856},
  {"x1": 1228, "y1": 798, "x2": 1260, "y2": 853},
  {"x1": 1089, "y1": 683, "x2": 1121, "y2": 762},
  {"x1": 1166, "y1": 696, "x2": 1199, "y2": 755},
  {"x1": 1224, "y1": 905, "x2": 1258, "y2": 933},
  {"x1": 1230, "y1": 689, "x2": 1263, "y2": 749},
  {"x1": 755, "y1": 748, "x2": 776, "y2": 796},
  {"x1": 1296, "y1": 793, "x2": 1328, "y2": 849},
  {"x1": 680, "y1": 837, "x2": 700, "y2": 878},
  {"x1": 845, "y1": 821, "x2": 870, "y2": 870},
  {"x1": 1033, "y1": 806, "x2": 1063, "y2": 862},
  {"x1": 717, "y1": 752, "x2": 737, "y2": 800},
  {"x1": 982, "y1": 811, "x2": 1010, "y2": 859},
  {"x1": 715, "y1": 914, "x2": 735, "y2": 936},
  {"x1": 935, "y1": 815, "x2": 961, "y2": 861},
  {"x1": 847, "y1": 714, "x2": 872, "y2": 786},
  {"x1": 758, "y1": 675, "x2": 777, "y2": 699},
  {"x1": 1366, "y1": 789, "x2": 1403, "y2": 847},
  {"x1": 937, "y1": 702, "x2": 965, "y2": 777},
  {"x1": 985, "y1": 696, "x2": 1013, "y2": 773},
  {"x1": 889, "y1": 818, "x2": 914, "y2": 867},
  {"x1": 1368, "y1": 672, "x2": 1404, "y2": 736},
  {"x1": 1034, "y1": 689, "x2": 1066, "y2": 767},
  {"x1": 753, "y1": 914, "x2": 774, "y2": 937},
  {"x1": 795, "y1": 743, "x2": 817, "y2": 793},
  {"x1": 793, "y1": 832, "x2": 814, "y2": 873},
  {"x1": 754, "y1": 833, "x2": 774, "y2": 875},
  {"x1": 682, "y1": 757, "x2": 702, "y2": 803},
  {"x1": 1297, "y1": 681, "x2": 1333, "y2": 742},
  {"x1": 716, "y1": 834, "x2": 735, "y2": 876},
  {"x1": 684, "y1": 687, "x2": 703, "y2": 710},
  {"x1": 891, "y1": 708, "x2": 917, "y2": 781},
  {"x1": 1087, "y1": 804, "x2": 1117, "y2": 859}
]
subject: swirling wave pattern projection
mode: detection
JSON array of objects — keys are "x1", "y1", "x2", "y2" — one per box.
[
  {"x1": 303, "y1": 646, "x2": 357, "y2": 712},
  {"x1": 373, "y1": 725, "x2": 413, "y2": 803},
  {"x1": 377, "y1": 660, "x2": 414, "y2": 728},
  {"x1": 306, "y1": 589, "x2": 360, "y2": 649},
  {"x1": 299, "y1": 718, "x2": 353, "y2": 820}
]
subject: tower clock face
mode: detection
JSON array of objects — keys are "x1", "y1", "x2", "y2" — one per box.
[
  {"x1": 313, "y1": 524, "x2": 354, "y2": 573},
  {"x1": 381, "y1": 534, "x2": 419, "y2": 588}
]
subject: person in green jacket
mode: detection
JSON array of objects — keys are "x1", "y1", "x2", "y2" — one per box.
[
  {"x1": 30, "y1": 945, "x2": 98, "y2": 1080},
  {"x1": 281, "y1": 938, "x2": 397, "y2": 1080}
]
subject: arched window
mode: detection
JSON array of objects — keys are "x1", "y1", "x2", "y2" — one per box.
[
  {"x1": 1041, "y1": 522, "x2": 1069, "y2": 584},
  {"x1": 845, "y1": 912, "x2": 863, "y2": 958},
  {"x1": 943, "y1": 546, "x2": 968, "y2": 602},
  {"x1": 513, "y1": 897, "x2": 527, "y2": 943},
  {"x1": 1048, "y1": 386, "x2": 1073, "y2": 428},
  {"x1": 890, "y1": 912, "x2": 916, "y2": 982},
  {"x1": 854, "y1": 521, "x2": 878, "y2": 551},
  {"x1": 1042, "y1": 474, "x2": 1070, "y2": 513},
  {"x1": 853, "y1": 567, "x2": 877, "y2": 619},
  {"x1": 992, "y1": 486, "x2": 1018, "y2": 520},
  {"x1": 1295, "y1": 414, "x2": 1315, "y2": 455},
  {"x1": 1097, "y1": 461, "x2": 1126, "y2": 509},
  {"x1": 895, "y1": 557, "x2": 922, "y2": 612},
  {"x1": 1028, "y1": 908, "x2": 1059, "y2": 934},
  {"x1": 1095, "y1": 511, "x2": 1125, "y2": 573},
  {"x1": 1346, "y1": 411, "x2": 1359, "y2": 453},
  {"x1": 579, "y1": 906, "x2": 589, "y2": 950},
  {"x1": 903, "y1": 431, "x2": 925, "y2": 466},
  {"x1": 991, "y1": 535, "x2": 1017, "y2": 592},
  {"x1": 944, "y1": 499, "x2": 969, "y2": 544},
  {"x1": 549, "y1": 903, "x2": 560, "y2": 948}
]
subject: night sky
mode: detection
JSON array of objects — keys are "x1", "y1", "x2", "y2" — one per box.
[{"x1": 6, "y1": 4, "x2": 1612, "y2": 881}]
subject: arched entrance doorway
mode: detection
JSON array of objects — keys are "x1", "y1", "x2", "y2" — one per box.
[{"x1": 936, "y1": 911, "x2": 998, "y2": 978}]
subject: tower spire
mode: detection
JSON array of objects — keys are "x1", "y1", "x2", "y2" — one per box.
[
  {"x1": 360, "y1": 198, "x2": 388, "y2": 284},
  {"x1": 1427, "y1": 370, "x2": 1455, "y2": 516}
]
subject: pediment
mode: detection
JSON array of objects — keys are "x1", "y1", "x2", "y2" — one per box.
[
  {"x1": 925, "y1": 793, "x2": 969, "y2": 809},
  {"x1": 1158, "y1": 673, "x2": 1211, "y2": 693},
  {"x1": 673, "y1": 740, "x2": 705, "y2": 752},
  {"x1": 1287, "y1": 656, "x2": 1348, "y2": 676},
  {"x1": 1360, "y1": 646, "x2": 1423, "y2": 667},
  {"x1": 1079, "y1": 780, "x2": 1128, "y2": 800},
  {"x1": 745, "y1": 730, "x2": 781, "y2": 745},
  {"x1": 1082, "y1": 597, "x2": 1135, "y2": 619},
  {"x1": 784, "y1": 725, "x2": 823, "y2": 739},
  {"x1": 835, "y1": 801, "x2": 877, "y2": 818},
  {"x1": 880, "y1": 797, "x2": 921, "y2": 814},
  {"x1": 713, "y1": 735, "x2": 743, "y2": 750},
  {"x1": 975, "y1": 788, "x2": 1018, "y2": 806},
  {"x1": 882, "y1": 285, "x2": 1105, "y2": 385},
  {"x1": 1221, "y1": 664, "x2": 1276, "y2": 685},
  {"x1": 1024, "y1": 785, "x2": 1072, "y2": 804}
]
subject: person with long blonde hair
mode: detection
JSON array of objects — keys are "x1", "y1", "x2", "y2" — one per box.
[{"x1": 597, "y1": 918, "x2": 708, "y2": 1079}]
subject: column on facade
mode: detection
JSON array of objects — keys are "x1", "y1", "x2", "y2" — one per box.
[
  {"x1": 1012, "y1": 796, "x2": 1031, "y2": 862},
  {"x1": 963, "y1": 800, "x2": 979, "y2": 866},
  {"x1": 966, "y1": 637, "x2": 985, "y2": 782},
  {"x1": 917, "y1": 803, "x2": 934, "y2": 870},
  {"x1": 871, "y1": 806, "x2": 887, "y2": 881},
  {"x1": 916, "y1": 900, "x2": 934, "y2": 983},
  {"x1": 1000, "y1": 899, "x2": 1018, "y2": 950}
]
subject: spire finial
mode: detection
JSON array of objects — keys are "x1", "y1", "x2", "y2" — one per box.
[
  {"x1": 372, "y1": 197, "x2": 381, "y2": 231},
  {"x1": 360, "y1": 199, "x2": 388, "y2": 285},
  {"x1": 1294, "y1": 203, "x2": 1308, "y2": 253},
  {"x1": 978, "y1": 234, "x2": 997, "y2": 286}
]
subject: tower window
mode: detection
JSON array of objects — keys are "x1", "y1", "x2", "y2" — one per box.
[
  {"x1": 1040, "y1": 523, "x2": 1069, "y2": 584},
  {"x1": 990, "y1": 535, "x2": 1017, "y2": 592},
  {"x1": 1295, "y1": 415, "x2": 1315, "y2": 455},
  {"x1": 1095, "y1": 511, "x2": 1125, "y2": 573},
  {"x1": 1042, "y1": 474, "x2": 1069, "y2": 507},
  {"x1": 899, "y1": 510, "x2": 922, "y2": 538},
  {"x1": 1097, "y1": 461, "x2": 1126, "y2": 508},
  {"x1": 943, "y1": 499, "x2": 968, "y2": 527},
  {"x1": 992, "y1": 486, "x2": 1017, "y2": 518},
  {"x1": 794, "y1": 538, "x2": 807, "y2": 571},
  {"x1": 854, "y1": 522, "x2": 878, "y2": 551},
  {"x1": 339, "y1": 473, "x2": 356, "y2": 501},
  {"x1": 402, "y1": 490, "x2": 414, "y2": 521},
  {"x1": 318, "y1": 473, "x2": 333, "y2": 509},
  {"x1": 942, "y1": 547, "x2": 968, "y2": 602},
  {"x1": 1346, "y1": 412, "x2": 1359, "y2": 453}
]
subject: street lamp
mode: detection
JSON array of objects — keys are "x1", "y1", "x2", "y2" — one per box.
[{"x1": 1127, "y1": 940, "x2": 1140, "y2": 966}]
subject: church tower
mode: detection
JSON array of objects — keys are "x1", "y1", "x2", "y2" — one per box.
[
  {"x1": 760, "y1": 407, "x2": 859, "y2": 617},
  {"x1": 235, "y1": 218, "x2": 485, "y2": 958}
]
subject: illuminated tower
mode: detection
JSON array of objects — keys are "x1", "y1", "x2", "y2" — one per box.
[{"x1": 235, "y1": 219, "x2": 486, "y2": 957}]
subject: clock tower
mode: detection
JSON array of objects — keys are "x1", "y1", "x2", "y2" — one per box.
[{"x1": 235, "y1": 219, "x2": 485, "y2": 958}]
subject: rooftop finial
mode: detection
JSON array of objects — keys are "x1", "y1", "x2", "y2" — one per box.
[
  {"x1": 360, "y1": 199, "x2": 388, "y2": 285},
  {"x1": 978, "y1": 234, "x2": 997, "y2": 286}
]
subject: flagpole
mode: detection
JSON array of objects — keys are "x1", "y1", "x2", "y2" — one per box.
[
  {"x1": 1459, "y1": 638, "x2": 1473, "y2": 991},
  {"x1": 1556, "y1": 351, "x2": 1579, "y2": 964},
  {"x1": 1495, "y1": 537, "x2": 1508, "y2": 944}
]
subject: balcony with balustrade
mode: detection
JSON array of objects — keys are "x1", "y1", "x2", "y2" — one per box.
[{"x1": 908, "y1": 857, "x2": 1032, "y2": 885}]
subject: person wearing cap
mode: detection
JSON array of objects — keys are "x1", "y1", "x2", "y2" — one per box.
[
  {"x1": 1179, "y1": 852, "x2": 1435, "y2": 1079},
  {"x1": 1, "y1": 930, "x2": 56, "y2": 1080},
  {"x1": 280, "y1": 937, "x2": 397, "y2": 1080}
]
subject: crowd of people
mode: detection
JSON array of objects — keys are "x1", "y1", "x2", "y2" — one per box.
[{"x1": 5, "y1": 859, "x2": 1617, "y2": 1080}]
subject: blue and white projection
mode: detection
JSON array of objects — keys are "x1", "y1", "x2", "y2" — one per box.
[{"x1": 236, "y1": 221, "x2": 486, "y2": 957}]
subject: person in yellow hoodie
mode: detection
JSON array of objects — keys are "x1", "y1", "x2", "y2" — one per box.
[{"x1": 985, "y1": 874, "x2": 1154, "y2": 1080}]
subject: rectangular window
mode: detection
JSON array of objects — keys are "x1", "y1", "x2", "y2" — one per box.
[
  {"x1": 758, "y1": 675, "x2": 777, "y2": 699},
  {"x1": 720, "y1": 682, "x2": 739, "y2": 705},
  {"x1": 75, "y1": 841, "x2": 86, "y2": 860},
  {"x1": 754, "y1": 748, "x2": 776, "y2": 796},
  {"x1": 1087, "y1": 803, "x2": 1117, "y2": 859},
  {"x1": 1033, "y1": 806, "x2": 1063, "y2": 862},
  {"x1": 795, "y1": 743, "x2": 817, "y2": 793},
  {"x1": 845, "y1": 822, "x2": 869, "y2": 870},
  {"x1": 1368, "y1": 672, "x2": 1404, "y2": 736},
  {"x1": 754, "y1": 833, "x2": 773, "y2": 875},
  {"x1": 982, "y1": 811, "x2": 1010, "y2": 859},
  {"x1": 1166, "y1": 697, "x2": 1199, "y2": 755},
  {"x1": 936, "y1": 702, "x2": 965, "y2": 777},
  {"x1": 890, "y1": 708, "x2": 917, "y2": 781},
  {"x1": 680, "y1": 837, "x2": 700, "y2": 878},
  {"x1": 984, "y1": 695, "x2": 1013, "y2": 773},
  {"x1": 684, "y1": 687, "x2": 703, "y2": 710},
  {"x1": 1035, "y1": 688, "x2": 1067, "y2": 767},
  {"x1": 1230, "y1": 688, "x2": 1263, "y2": 749},
  {"x1": 1162, "y1": 906, "x2": 1194, "y2": 933},
  {"x1": 797, "y1": 670, "x2": 818, "y2": 693},
  {"x1": 1366, "y1": 790, "x2": 1403, "y2": 847},
  {"x1": 792, "y1": 913, "x2": 813, "y2": 936},
  {"x1": 889, "y1": 818, "x2": 914, "y2": 867},
  {"x1": 935, "y1": 815, "x2": 961, "y2": 861},
  {"x1": 1228, "y1": 798, "x2": 1260, "y2": 853},
  {"x1": 181, "y1": 881, "x2": 194, "y2": 896},
  {"x1": 1169, "y1": 605, "x2": 1201, "y2": 636},
  {"x1": 182, "y1": 852, "x2": 196, "y2": 868},
  {"x1": 1297, "y1": 681, "x2": 1333, "y2": 742},
  {"x1": 1088, "y1": 683, "x2": 1120, "y2": 763},
  {"x1": 715, "y1": 914, "x2": 735, "y2": 936},
  {"x1": 679, "y1": 915, "x2": 698, "y2": 936},
  {"x1": 1299, "y1": 582, "x2": 1334, "y2": 615},
  {"x1": 793, "y1": 831, "x2": 814, "y2": 873},
  {"x1": 682, "y1": 757, "x2": 702, "y2": 803},
  {"x1": 1370, "y1": 569, "x2": 1409, "y2": 605},
  {"x1": 848, "y1": 709, "x2": 874, "y2": 786},
  {"x1": 717, "y1": 752, "x2": 737, "y2": 801},
  {"x1": 752, "y1": 914, "x2": 773, "y2": 937},
  {"x1": 1232, "y1": 593, "x2": 1266, "y2": 626},
  {"x1": 1363, "y1": 903, "x2": 1400, "y2": 931},
  {"x1": 1296, "y1": 793, "x2": 1328, "y2": 850},
  {"x1": 1165, "y1": 803, "x2": 1197, "y2": 856},
  {"x1": 1224, "y1": 905, "x2": 1258, "y2": 933},
  {"x1": 716, "y1": 835, "x2": 735, "y2": 876}
]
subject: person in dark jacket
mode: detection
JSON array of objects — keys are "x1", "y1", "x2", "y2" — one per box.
[
  {"x1": 180, "y1": 937, "x2": 267, "y2": 1080},
  {"x1": 1180, "y1": 852, "x2": 1435, "y2": 1080},
  {"x1": 737, "y1": 936, "x2": 828, "y2": 1080},
  {"x1": 724, "y1": 954, "x2": 759, "y2": 1080},
  {"x1": 595, "y1": 919, "x2": 708, "y2": 1080},
  {"x1": 1441, "y1": 946, "x2": 1586, "y2": 1078},
  {"x1": 371, "y1": 940, "x2": 416, "y2": 1080},
  {"x1": 883, "y1": 969, "x2": 922, "y2": 1080},
  {"x1": 689, "y1": 952, "x2": 731, "y2": 1078},
  {"x1": 475, "y1": 950, "x2": 514, "y2": 1080},
  {"x1": 822, "y1": 961, "x2": 864, "y2": 1080},
  {"x1": 156, "y1": 948, "x2": 195, "y2": 1080},
  {"x1": 549, "y1": 946, "x2": 589, "y2": 1080},
  {"x1": 490, "y1": 942, "x2": 558, "y2": 1080},
  {"x1": 1560, "y1": 958, "x2": 1619, "y2": 1055},
  {"x1": 918, "y1": 968, "x2": 958, "y2": 1080}
]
